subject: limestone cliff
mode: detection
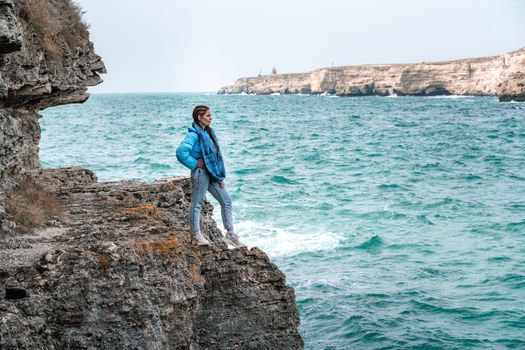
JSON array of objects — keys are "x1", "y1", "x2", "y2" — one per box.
[
  {"x1": 0, "y1": 0, "x2": 105, "y2": 109},
  {"x1": 218, "y1": 48, "x2": 525, "y2": 102},
  {"x1": 1, "y1": 0, "x2": 106, "y2": 225},
  {"x1": 0, "y1": 1, "x2": 303, "y2": 348}
]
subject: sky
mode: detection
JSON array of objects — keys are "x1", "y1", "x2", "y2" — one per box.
[{"x1": 75, "y1": 0, "x2": 525, "y2": 93}]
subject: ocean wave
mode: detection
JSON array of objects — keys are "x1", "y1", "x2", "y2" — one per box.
[
  {"x1": 417, "y1": 267, "x2": 448, "y2": 278},
  {"x1": 507, "y1": 203, "x2": 525, "y2": 211},
  {"x1": 224, "y1": 92, "x2": 255, "y2": 96},
  {"x1": 423, "y1": 197, "x2": 462, "y2": 209},
  {"x1": 133, "y1": 156, "x2": 150, "y2": 164},
  {"x1": 409, "y1": 299, "x2": 479, "y2": 316},
  {"x1": 463, "y1": 174, "x2": 482, "y2": 181},
  {"x1": 427, "y1": 95, "x2": 473, "y2": 99},
  {"x1": 271, "y1": 175, "x2": 299, "y2": 185},
  {"x1": 487, "y1": 256, "x2": 512, "y2": 262},
  {"x1": 416, "y1": 214, "x2": 434, "y2": 225},
  {"x1": 232, "y1": 220, "x2": 343, "y2": 257},
  {"x1": 480, "y1": 220, "x2": 525, "y2": 234},
  {"x1": 497, "y1": 273, "x2": 525, "y2": 286},
  {"x1": 150, "y1": 162, "x2": 171, "y2": 170},
  {"x1": 233, "y1": 167, "x2": 262, "y2": 175},
  {"x1": 358, "y1": 210, "x2": 409, "y2": 221},
  {"x1": 377, "y1": 183, "x2": 409, "y2": 191},
  {"x1": 354, "y1": 235, "x2": 384, "y2": 253}
]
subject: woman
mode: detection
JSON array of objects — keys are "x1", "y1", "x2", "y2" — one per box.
[{"x1": 176, "y1": 105, "x2": 238, "y2": 246}]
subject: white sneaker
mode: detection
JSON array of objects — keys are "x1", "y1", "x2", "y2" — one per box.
[
  {"x1": 227, "y1": 232, "x2": 239, "y2": 239},
  {"x1": 224, "y1": 232, "x2": 245, "y2": 248},
  {"x1": 195, "y1": 233, "x2": 210, "y2": 246}
]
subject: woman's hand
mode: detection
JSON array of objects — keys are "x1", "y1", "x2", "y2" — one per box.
[
  {"x1": 197, "y1": 159, "x2": 205, "y2": 168},
  {"x1": 220, "y1": 181, "x2": 225, "y2": 189}
]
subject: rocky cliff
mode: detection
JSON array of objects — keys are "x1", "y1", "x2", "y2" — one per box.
[
  {"x1": 218, "y1": 48, "x2": 525, "y2": 102},
  {"x1": 1, "y1": 168, "x2": 302, "y2": 349},
  {"x1": 0, "y1": 1, "x2": 303, "y2": 348},
  {"x1": 1, "y1": 0, "x2": 105, "y2": 226}
]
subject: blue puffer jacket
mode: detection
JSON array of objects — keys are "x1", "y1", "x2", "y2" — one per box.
[{"x1": 176, "y1": 126, "x2": 201, "y2": 170}]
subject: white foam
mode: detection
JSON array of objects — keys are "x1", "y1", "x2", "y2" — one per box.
[
  {"x1": 225, "y1": 92, "x2": 256, "y2": 96},
  {"x1": 387, "y1": 89, "x2": 398, "y2": 97},
  {"x1": 427, "y1": 95, "x2": 472, "y2": 99},
  {"x1": 270, "y1": 92, "x2": 281, "y2": 96},
  {"x1": 316, "y1": 92, "x2": 339, "y2": 97},
  {"x1": 231, "y1": 220, "x2": 344, "y2": 257}
]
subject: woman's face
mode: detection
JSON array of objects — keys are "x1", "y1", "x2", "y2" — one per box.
[{"x1": 198, "y1": 110, "x2": 212, "y2": 128}]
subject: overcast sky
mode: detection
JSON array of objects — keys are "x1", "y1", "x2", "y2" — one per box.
[{"x1": 76, "y1": 0, "x2": 525, "y2": 93}]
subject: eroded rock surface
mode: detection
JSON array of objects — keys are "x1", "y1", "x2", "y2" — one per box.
[
  {"x1": 219, "y1": 48, "x2": 525, "y2": 101},
  {"x1": 0, "y1": 0, "x2": 105, "y2": 109},
  {"x1": 0, "y1": 0, "x2": 22, "y2": 54},
  {"x1": 496, "y1": 49, "x2": 525, "y2": 102},
  {"x1": 0, "y1": 168, "x2": 303, "y2": 349},
  {"x1": 1, "y1": 0, "x2": 105, "y2": 229}
]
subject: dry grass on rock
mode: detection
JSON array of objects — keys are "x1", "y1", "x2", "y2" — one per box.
[
  {"x1": 5, "y1": 176, "x2": 64, "y2": 234},
  {"x1": 15, "y1": 0, "x2": 90, "y2": 55}
]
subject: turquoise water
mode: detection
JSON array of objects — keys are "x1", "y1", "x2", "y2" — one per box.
[{"x1": 41, "y1": 94, "x2": 525, "y2": 349}]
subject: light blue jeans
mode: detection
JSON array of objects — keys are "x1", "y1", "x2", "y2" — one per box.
[{"x1": 190, "y1": 167, "x2": 233, "y2": 234}]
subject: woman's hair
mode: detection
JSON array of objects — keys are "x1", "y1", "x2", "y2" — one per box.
[
  {"x1": 192, "y1": 105, "x2": 210, "y2": 123},
  {"x1": 192, "y1": 105, "x2": 217, "y2": 148}
]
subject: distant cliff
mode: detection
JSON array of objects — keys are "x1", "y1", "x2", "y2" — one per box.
[
  {"x1": 219, "y1": 48, "x2": 525, "y2": 102},
  {"x1": 0, "y1": 1, "x2": 303, "y2": 348}
]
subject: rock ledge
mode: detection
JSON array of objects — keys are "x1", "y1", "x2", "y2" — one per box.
[{"x1": 0, "y1": 168, "x2": 303, "y2": 349}]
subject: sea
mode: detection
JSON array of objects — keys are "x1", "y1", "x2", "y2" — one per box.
[{"x1": 40, "y1": 93, "x2": 525, "y2": 349}]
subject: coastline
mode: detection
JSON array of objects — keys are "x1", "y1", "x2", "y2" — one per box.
[{"x1": 218, "y1": 47, "x2": 525, "y2": 102}]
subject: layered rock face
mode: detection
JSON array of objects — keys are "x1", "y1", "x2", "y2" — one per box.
[
  {"x1": 1, "y1": 168, "x2": 302, "y2": 349},
  {"x1": 219, "y1": 48, "x2": 525, "y2": 102},
  {"x1": 1, "y1": 0, "x2": 106, "y2": 226},
  {"x1": 496, "y1": 49, "x2": 525, "y2": 102},
  {"x1": 0, "y1": 0, "x2": 106, "y2": 109},
  {"x1": 0, "y1": 0, "x2": 22, "y2": 54},
  {"x1": 0, "y1": 1, "x2": 303, "y2": 348}
]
